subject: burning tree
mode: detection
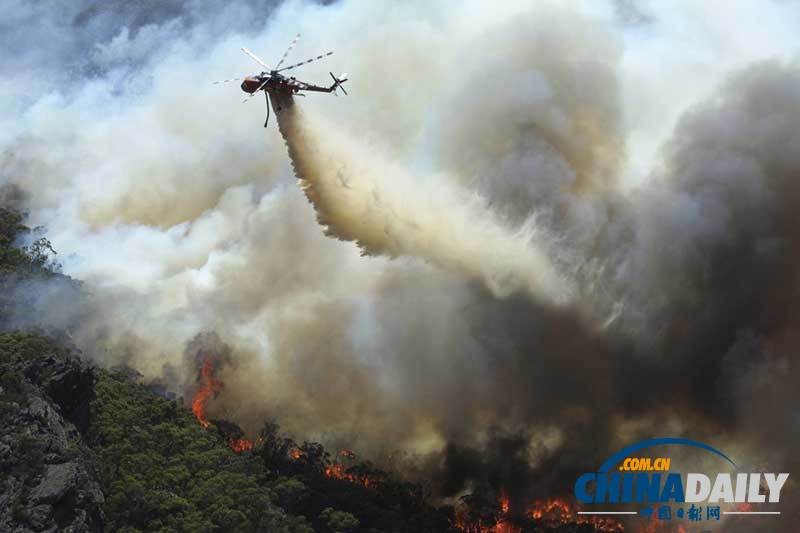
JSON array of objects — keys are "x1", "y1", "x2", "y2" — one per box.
[
  {"x1": 188, "y1": 343, "x2": 259, "y2": 454},
  {"x1": 191, "y1": 354, "x2": 222, "y2": 429},
  {"x1": 183, "y1": 336, "x2": 625, "y2": 533}
]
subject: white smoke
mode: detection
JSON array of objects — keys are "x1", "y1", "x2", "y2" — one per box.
[{"x1": 274, "y1": 101, "x2": 575, "y2": 303}]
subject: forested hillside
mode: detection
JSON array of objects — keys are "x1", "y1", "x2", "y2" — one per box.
[{"x1": 0, "y1": 207, "x2": 619, "y2": 532}]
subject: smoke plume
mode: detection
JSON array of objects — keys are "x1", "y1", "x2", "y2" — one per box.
[{"x1": 274, "y1": 99, "x2": 574, "y2": 303}]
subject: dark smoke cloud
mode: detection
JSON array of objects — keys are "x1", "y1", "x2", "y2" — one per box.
[
  {"x1": 272, "y1": 43, "x2": 800, "y2": 531},
  {"x1": 415, "y1": 59, "x2": 800, "y2": 527}
]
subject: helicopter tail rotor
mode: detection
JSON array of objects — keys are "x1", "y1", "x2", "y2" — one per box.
[{"x1": 329, "y1": 72, "x2": 348, "y2": 95}]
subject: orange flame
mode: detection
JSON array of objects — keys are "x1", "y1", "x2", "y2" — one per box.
[
  {"x1": 323, "y1": 462, "x2": 381, "y2": 488},
  {"x1": 527, "y1": 498, "x2": 623, "y2": 532},
  {"x1": 500, "y1": 496, "x2": 509, "y2": 515},
  {"x1": 191, "y1": 356, "x2": 222, "y2": 429},
  {"x1": 190, "y1": 354, "x2": 255, "y2": 453},
  {"x1": 451, "y1": 491, "x2": 519, "y2": 533},
  {"x1": 453, "y1": 493, "x2": 634, "y2": 533},
  {"x1": 529, "y1": 498, "x2": 572, "y2": 520},
  {"x1": 315, "y1": 448, "x2": 383, "y2": 488},
  {"x1": 229, "y1": 438, "x2": 254, "y2": 453}
]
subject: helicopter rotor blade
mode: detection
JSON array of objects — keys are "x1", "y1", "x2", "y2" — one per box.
[
  {"x1": 274, "y1": 33, "x2": 301, "y2": 70},
  {"x1": 277, "y1": 51, "x2": 333, "y2": 72},
  {"x1": 212, "y1": 77, "x2": 243, "y2": 84},
  {"x1": 240, "y1": 47, "x2": 269, "y2": 70}
]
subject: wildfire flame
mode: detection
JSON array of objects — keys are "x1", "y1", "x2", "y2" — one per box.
[
  {"x1": 641, "y1": 511, "x2": 686, "y2": 533},
  {"x1": 324, "y1": 463, "x2": 379, "y2": 488},
  {"x1": 192, "y1": 355, "x2": 222, "y2": 429},
  {"x1": 451, "y1": 492, "x2": 516, "y2": 533},
  {"x1": 190, "y1": 354, "x2": 255, "y2": 453},
  {"x1": 229, "y1": 438, "x2": 255, "y2": 453},
  {"x1": 529, "y1": 498, "x2": 624, "y2": 531},
  {"x1": 454, "y1": 495, "x2": 625, "y2": 533},
  {"x1": 317, "y1": 448, "x2": 384, "y2": 488},
  {"x1": 189, "y1": 357, "x2": 625, "y2": 528},
  {"x1": 530, "y1": 498, "x2": 572, "y2": 520}
]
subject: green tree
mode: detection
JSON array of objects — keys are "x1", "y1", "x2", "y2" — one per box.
[{"x1": 321, "y1": 507, "x2": 359, "y2": 532}]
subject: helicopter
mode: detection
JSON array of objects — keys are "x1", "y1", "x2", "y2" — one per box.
[{"x1": 214, "y1": 34, "x2": 348, "y2": 127}]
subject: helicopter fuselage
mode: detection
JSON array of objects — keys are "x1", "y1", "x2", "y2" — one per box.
[
  {"x1": 241, "y1": 70, "x2": 340, "y2": 97},
  {"x1": 241, "y1": 72, "x2": 302, "y2": 95}
]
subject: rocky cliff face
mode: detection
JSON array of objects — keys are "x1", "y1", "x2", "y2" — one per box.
[{"x1": 0, "y1": 334, "x2": 104, "y2": 532}]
